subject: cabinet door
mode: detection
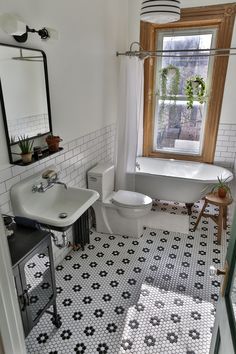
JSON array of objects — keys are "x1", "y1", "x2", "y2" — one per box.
[
  {"x1": 12, "y1": 266, "x2": 29, "y2": 336},
  {"x1": 19, "y1": 238, "x2": 55, "y2": 331}
]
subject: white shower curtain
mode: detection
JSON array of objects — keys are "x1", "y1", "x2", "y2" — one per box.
[{"x1": 115, "y1": 56, "x2": 144, "y2": 191}]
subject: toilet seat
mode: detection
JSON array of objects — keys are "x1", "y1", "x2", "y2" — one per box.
[{"x1": 112, "y1": 190, "x2": 152, "y2": 208}]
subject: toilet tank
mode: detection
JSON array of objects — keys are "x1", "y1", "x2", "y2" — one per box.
[{"x1": 88, "y1": 162, "x2": 114, "y2": 202}]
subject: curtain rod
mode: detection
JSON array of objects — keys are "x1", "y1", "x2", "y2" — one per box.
[{"x1": 116, "y1": 42, "x2": 236, "y2": 58}]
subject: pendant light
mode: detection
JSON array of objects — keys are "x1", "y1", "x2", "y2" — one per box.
[{"x1": 141, "y1": 0, "x2": 181, "y2": 24}]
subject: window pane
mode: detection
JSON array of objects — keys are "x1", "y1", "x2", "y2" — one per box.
[
  {"x1": 154, "y1": 100, "x2": 205, "y2": 155},
  {"x1": 154, "y1": 29, "x2": 215, "y2": 155}
]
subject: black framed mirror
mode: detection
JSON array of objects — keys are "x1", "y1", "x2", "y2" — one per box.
[{"x1": 0, "y1": 43, "x2": 53, "y2": 164}]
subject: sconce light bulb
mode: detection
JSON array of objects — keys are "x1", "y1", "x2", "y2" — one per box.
[{"x1": 0, "y1": 14, "x2": 26, "y2": 36}]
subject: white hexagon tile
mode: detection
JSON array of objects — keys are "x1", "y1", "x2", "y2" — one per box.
[{"x1": 25, "y1": 200, "x2": 229, "y2": 354}]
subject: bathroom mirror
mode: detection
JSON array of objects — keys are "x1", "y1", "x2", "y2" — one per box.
[{"x1": 0, "y1": 43, "x2": 52, "y2": 163}]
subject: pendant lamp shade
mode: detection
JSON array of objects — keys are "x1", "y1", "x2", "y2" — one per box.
[{"x1": 141, "y1": 0, "x2": 181, "y2": 24}]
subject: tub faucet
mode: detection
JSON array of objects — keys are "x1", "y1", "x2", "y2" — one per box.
[{"x1": 136, "y1": 161, "x2": 141, "y2": 171}]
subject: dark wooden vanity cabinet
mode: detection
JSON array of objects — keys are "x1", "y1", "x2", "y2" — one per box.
[{"x1": 8, "y1": 225, "x2": 61, "y2": 337}]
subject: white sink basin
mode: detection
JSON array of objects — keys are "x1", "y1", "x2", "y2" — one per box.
[{"x1": 10, "y1": 168, "x2": 99, "y2": 229}]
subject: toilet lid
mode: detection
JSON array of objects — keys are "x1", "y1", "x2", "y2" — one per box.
[{"x1": 112, "y1": 190, "x2": 152, "y2": 208}]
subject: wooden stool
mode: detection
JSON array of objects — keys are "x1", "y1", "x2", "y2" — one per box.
[{"x1": 193, "y1": 193, "x2": 232, "y2": 245}]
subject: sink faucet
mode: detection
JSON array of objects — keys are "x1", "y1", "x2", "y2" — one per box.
[{"x1": 32, "y1": 170, "x2": 67, "y2": 193}]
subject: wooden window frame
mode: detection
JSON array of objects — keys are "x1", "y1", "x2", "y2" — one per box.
[{"x1": 141, "y1": 3, "x2": 236, "y2": 163}]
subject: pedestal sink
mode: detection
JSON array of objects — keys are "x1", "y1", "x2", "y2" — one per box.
[{"x1": 10, "y1": 167, "x2": 99, "y2": 230}]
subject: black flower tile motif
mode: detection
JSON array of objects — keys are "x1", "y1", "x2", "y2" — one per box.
[
  {"x1": 72, "y1": 311, "x2": 83, "y2": 321},
  {"x1": 96, "y1": 343, "x2": 109, "y2": 354},
  {"x1": 74, "y1": 342, "x2": 86, "y2": 354},
  {"x1": 116, "y1": 268, "x2": 125, "y2": 275},
  {"x1": 63, "y1": 274, "x2": 72, "y2": 281},
  {"x1": 121, "y1": 339, "x2": 133, "y2": 351},
  {"x1": 27, "y1": 262, "x2": 36, "y2": 268},
  {"x1": 62, "y1": 298, "x2": 73, "y2": 307},
  {"x1": 36, "y1": 333, "x2": 48, "y2": 344},
  {"x1": 150, "y1": 316, "x2": 160, "y2": 326},
  {"x1": 56, "y1": 265, "x2": 64, "y2": 271},
  {"x1": 167, "y1": 332, "x2": 178, "y2": 344},
  {"x1": 94, "y1": 309, "x2": 104, "y2": 318},
  {"x1": 132, "y1": 240, "x2": 139, "y2": 245},
  {"x1": 191, "y1": 311, "x2": 201, "y2": 320},
  {"x1": 73, "y1": 284, "x2": 82, "y2": 292},
  {"x1": 56, "y1": 286, "x2": 63, "y2": 294},
  {"x1": 91, "y1": 282, "x2": 101, "y2": 290},
  {"x1": 114, "y1": 306, "x2": 125, "y2": 315},
  {"x1": 171, "y1": 314, "x2": 181, "y2": 323},
  {"x1": 65, "y1": 255, "x2": 72, "y2": 260},
  {"x1": 144, "y1": 335, "x2": 156, "y2": 347},
  {"x1": 189, "y1": 329, "x2": 200, "y2": 340},
  {"x1": 102, "y1": 294, "x2": 112, "y2": 302},
  {"x1": 97, "y1": 252, "x2": 104, "y2": 258},
  {"x1": 72, "y1": 263, "x2": 81, "y2": 269},
  {"x1": 106, "y1": 323, "x2": 117, "y2": 333},
  {"x1": 112, "y1": 251, "x2": 120, "y2": 256},
  {"x1": 133, "y1": 267, "x2": 142, "y2": 273},
  {"x1": 60, "y1": 329, "x2": 72, "y2": 340},
  {"x1": 129, "y1": 319, "x2": 139, "y2": 329},
  {"x1": 83, "y1": 296, "x2": 92, "y2": 304},
  {"x1": 106, "y1": 260, "x2": 114, "y2": 266},
  {"x1": 80, "y1": 254, "x2": 88, "y2": 259},
  {"x1": 110, "y1": 280, "x2": 119, "y2": 288},
  {"x1": 122, "y1": 258, "x2": 130, "y2": 264},
  {"x1": 84, "y1": 326, "x2": 95, "y2": 336}
]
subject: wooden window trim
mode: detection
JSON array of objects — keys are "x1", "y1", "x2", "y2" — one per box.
[{"x1": 141, "y1": 3, "x2": 236, "y2": 163}]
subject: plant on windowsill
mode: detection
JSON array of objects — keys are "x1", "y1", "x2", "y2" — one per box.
[
  {"x1": 211, "y1": 176, "x2": 232, "y2": 199},
  {"x1": 185, "y1": 76, "x2": 206, "y2": 109},
  {"x1": 46, "y1": 133, "x2": 63, "y2": 152},
  {"x1": 17, "y1": 135, "x2": 34, "y2": 164}
]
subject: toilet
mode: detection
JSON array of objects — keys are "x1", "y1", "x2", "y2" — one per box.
[{"x1": 88, "y1": 162, "x2": 152, "y2": 238}]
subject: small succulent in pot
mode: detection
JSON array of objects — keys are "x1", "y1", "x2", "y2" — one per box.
[
  {"x1": 211, "y1": 176, "x2": 232, "y2": 198},
  {"x1": 46, "y1": 133, "x2": 62, "y2": 152},
  {"x1": 17, "y1": 135, "x2": 34, "y2": 164}
]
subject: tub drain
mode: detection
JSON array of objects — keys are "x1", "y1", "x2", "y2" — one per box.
[{"x1": 59, "y1": 212, "x2": 68, "y2": 219}]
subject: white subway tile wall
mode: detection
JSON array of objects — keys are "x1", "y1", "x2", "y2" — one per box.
[
  {"x1": 7, "y1": 114, "x2": 50, "y2": 142},
  {"x1": 0, "y1": 123, "x2": 115, "y2": 264},
  {"x1": 215, "y1": 123, "x2": 236, "y2": 170}
]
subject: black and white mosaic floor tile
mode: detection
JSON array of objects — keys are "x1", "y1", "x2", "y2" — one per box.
[{"x1": 26, "y1": 200, "x2": 230, "y2": 354}]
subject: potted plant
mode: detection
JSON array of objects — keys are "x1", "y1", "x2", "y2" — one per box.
[
  {"x1": 159, "y1": 64, "x2": 180, "y2": 100},
  {"x1": 211, "y1": 176, "x2": 232, "y2": 198},
  {"x1": 46, "y1": 134, "x2": 62, "y2": 152},
  {"x1": 185, "y1": 75, "x2": 206, "y2": 109},
  {"x1": 17, "y1": 135, "x2": 34, "y2": 164}
]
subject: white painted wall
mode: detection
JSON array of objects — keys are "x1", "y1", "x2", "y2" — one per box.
[
  {"x1": 0, "y1": 0, "x2": 128, "y2": 169},
  {"x1": 128, "y1": 0, "x2": 236, "y2": 125}
]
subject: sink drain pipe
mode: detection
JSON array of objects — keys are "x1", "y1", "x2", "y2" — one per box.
[{"x1": 50, "y1": 231, "x2": 69, "y2": 249}]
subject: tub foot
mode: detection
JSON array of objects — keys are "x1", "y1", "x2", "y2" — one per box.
[{"x1": 185, "y1": 203, "x2": 194, "y2": 216}]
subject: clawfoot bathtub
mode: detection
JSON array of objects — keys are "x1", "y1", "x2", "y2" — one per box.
[{"x1": 135, "y1": 157, "x2": 233, "y2": 215}]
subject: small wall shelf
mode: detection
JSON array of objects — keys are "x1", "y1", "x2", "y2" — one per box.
[{"x1": 12, "y1": 147, "x2": 63, "y2": 166}]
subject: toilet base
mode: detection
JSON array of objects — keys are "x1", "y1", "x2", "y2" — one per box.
[{"x1": 93, "y1": 203, "x2": 146, "y2": 238}]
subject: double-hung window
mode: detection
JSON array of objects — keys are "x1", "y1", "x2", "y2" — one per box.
[{"x1": 141, "y1": 4, "x2": 236, "y2": 163}]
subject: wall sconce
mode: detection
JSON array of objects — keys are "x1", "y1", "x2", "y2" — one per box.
[{"x1": 0, "y1": 13, "x2": 53, "y2": 42}]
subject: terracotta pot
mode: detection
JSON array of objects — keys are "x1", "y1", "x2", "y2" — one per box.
[
  {"x1": 218, "y1": 187, "x2": 227, "y2": 198},
  {"x1": 21, "y1": 152, "x2": 32, "y2": 164},
  {"x1": 46, "y1": 136, "x2": 62, "y2": 152}
]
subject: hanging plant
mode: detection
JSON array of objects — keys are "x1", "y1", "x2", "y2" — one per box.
[
  {"x1": 185, "y1": 75, "x2": 206, "y2": 109},
  {"x1": 159, "y1": 64, "x2": 180, "y2": 100}
]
